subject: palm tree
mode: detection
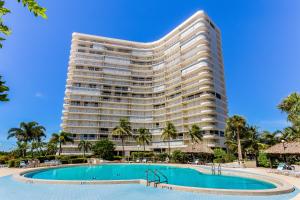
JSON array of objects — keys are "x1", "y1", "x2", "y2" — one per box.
[
  {"x1": 15, "y1": 141, "x2": 28, "y2": 158},
  {"x1": 0, "y1": 75, "x2": 9, "y2": 102},
  {"x1": 259, "y1": 130, "x2": 280, "y2": 146},
  {"x1": 225, "y1": 115, "x2": 246, "y2": 163},
  {"x1": 187, "y1": 124, "x2": 203, "y2": 160},
  {"x1": 243, "y1": 126, "x2": 260, "y2": 160},
  {"x1": 7, "y1": 121, "x2": 46, "y2": 157},
  {"x1": 46, "y1": 142, "x2": 58, "y2": 156},
  {"x1": 136, "y1": 128, "x2": 152, "y2": 152},
  {"x1": 112, "y1": 118, "x2": 132, "y2": 156},
  {"x1": 78, "y1": 140, "x2": 92, "y2": 157},
  {"x1": 161, "y1": 121, "x2": 177, "y2": 156},
  {"x1": 50, "y1": 131, "x2": 74, "y2": 156},
  {"x1": 224, "y1": 139, "x2": 237, "y2": 154},
  {"x1": 278, "y1": 92, "x2": 300, "y2": 126},
  {"x1": 281, "y1": 126, "x2": 300, "y2": 142}
]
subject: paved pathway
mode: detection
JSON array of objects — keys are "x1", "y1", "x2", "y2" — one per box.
[{"x1": 0, "y1": 167, "x2": 299, "y2": 200}]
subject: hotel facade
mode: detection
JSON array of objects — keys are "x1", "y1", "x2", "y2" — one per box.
[{"x1": 61, "y1": 11, "x2": 228, "y2": 155}]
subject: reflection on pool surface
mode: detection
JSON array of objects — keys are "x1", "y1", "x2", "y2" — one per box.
[{"x1": 24, "y1": 164, "x2": 276, "y2": 190}]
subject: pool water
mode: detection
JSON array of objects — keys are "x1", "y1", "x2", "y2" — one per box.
[{"x1": 24, "y1": 164, "x2": 276, "y2": 190}]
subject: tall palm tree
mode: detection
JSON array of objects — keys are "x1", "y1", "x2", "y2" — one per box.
[
  {"x1": 243, "y1": 126, "x2": 260, "y2": 160},
  {"x1": 161, "y1": 121, "x2": 177, "y2": 156},
  {"x1": 7, "y1": 121, "x2": 46, "y2": 157},
  {"x1": 50, "y1": 131, "x2": 74, "y2": 156},
  {"x1": 188, "y1": 124, "x2": 203, "y2": 145},
  {"x1": 225, "y1": 115, "x2": 246, "y2": 163},
  {"x1": 187, "y1": 124, "x2": 203, "y2": 160},
  {"x1": 278, "y1": 92, "x2": 300, "y2": 126},
  {"x1": 0, "y1": 75, "x2": 9, "y2": 102},
  {"x1": 224, "y1": 139, "x2": 237, "y2": 154},
  {"x1": 136, "y1": 128, "x2": 152, "y2": 152},
  {"x1": 112, "y1": 118, "x2": 132, "y2": 156},
  {"x1": 15, "y1": 141, "x2": 28, "y2": 158},
  {"x1": 46, "y1": 142, "x2": 58, "y2": 156},
  {"x1": 78, "y1": 140, "x2": 92, "y2": 157}
]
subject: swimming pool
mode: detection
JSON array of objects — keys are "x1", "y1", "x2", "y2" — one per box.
[{"x1": 23, "y1": 164, "x2": 276, "y2": 190}]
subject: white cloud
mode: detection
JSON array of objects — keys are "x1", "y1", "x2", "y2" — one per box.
[
  {"x1": 258, "y1": 119, "x2": 290, "y2": 131},
  {"x1": 35, "y1": 92, "x2": 44, "y2": 98}
]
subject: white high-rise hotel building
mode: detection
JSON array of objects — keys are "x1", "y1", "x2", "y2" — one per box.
[{"x1": 61, "y1": 11, "x2": 228, "y2": 155}]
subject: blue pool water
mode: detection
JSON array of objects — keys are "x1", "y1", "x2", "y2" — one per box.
[{"x1": 24, "y1": 164, "x2": 276, "y2": 190}]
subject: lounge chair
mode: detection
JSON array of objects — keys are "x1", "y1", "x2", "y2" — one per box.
[
  {"x1": 188, "y1": 159, "x2": 199, "y2": 165},
  {"x1": 19, "y1": 161, "x2": 27, "y2": 168},
  {"x1": 277, "y1": 163, "x2": 286, "y2": 170},
  {"x1": 164, "y1": 157, "x2": 170, "y2": 163},
  {"x1": 288, "y1": 171, "x2": 300, "y2": 178}
]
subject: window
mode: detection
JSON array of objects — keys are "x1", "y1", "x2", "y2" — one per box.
[
  {"x1": 181, "y1": 61, "x2": 208, "y2": 76},
  {"x1": 210, "y1": 22, "x2": 215, "y2": 29},
  {"x1": 71, "y1": 101, "x2": 80, "y2": 106},
  {"x1": 89, "y1": 84, "x2": 97, "y2": 88},
  {"x1": 216, "y1": 93, "x2": 221, "y2": 99},
  {"x1": 220, "y1": 131, "x2": 224, "y2": 137},
  {"x1": 74, "y1": 83, "x2": 81, "y2": 87},
  {"x1": 75, "y1": 65, "x2": 84, "y2": 69},
  {"x1": 100, "y1": 128, "x2": 109, "y2": 133}
]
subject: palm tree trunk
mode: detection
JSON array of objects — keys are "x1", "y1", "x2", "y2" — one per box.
[
  {"x1": 143, "y1": 143, "x2": 145, "y2": 153},
  {"x1": 24, "y1": 142, "x2": 27, "y2": 157},
  {"x1": 237, "y1": 130, "x2": 243, "y2": 163},
  {"x1": 121, "y1": 138, "x2": 125, "y2": 157},
  {"x1": 31, "y1": 145, "x2": 34, "y2": 158},
  {"x1": 191, "y1": 139, "x2": 195, "y2": 161},
  {"x1": 168, "y1": 140, "x2": 171, "y2": 156},
  {"x1": 22, "y1": 148, "x2": 25, "y2": 158},
  {"x1": 59, "y1": 142, "x2": 62, "y2": 156}
]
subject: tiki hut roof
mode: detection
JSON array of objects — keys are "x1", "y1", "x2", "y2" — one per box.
[
  {"x1": 265, "y1": 142, "x2": 300, "y2": 155},
  {"x1": 181, "y1": 143, "x2": 214, "y2": 154}
]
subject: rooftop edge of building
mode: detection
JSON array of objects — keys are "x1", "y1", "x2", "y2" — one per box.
[{"x1": 71, "y1": 10, "x2": 220, "y2": 48}]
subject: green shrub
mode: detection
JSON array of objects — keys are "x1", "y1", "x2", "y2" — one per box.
[
  {"x1": 60, "y1": 160, "x2": 69, "y2": 164},
  {"x1": 131, "y1": 152, "x2": 154, "y2": 160},
  {"x1": 213, "y1": 148, "x2": 226, "y2": 163},
  {"x1": 8, "y1": 159, "x2": 20, "y2": 168},
  {"x1": 8, "y1": 160, "x2": 15, "y2": 168},
  {"x1": 258, "y1": 153, "x2": 270, "y2": 167},
  {"x1": 37, "y1": 155, "x2": 56, "y2": 163},
  {"x1": 155, "y1": 153, "x2": 168, "y2": 161},
  {"x1": 70, "y1": 158, "x2": 87, "y2": 164},
  {"x1": 213, "y1": 148, "x2": 236, "y2": 163},
  {"x1": 171, "y1": 150, "x2": 187, "y2": 163},
  {"x1": 55, "y1": 155, "x2": 77, "y2": 160},
  {"x1": 113, "y1": 156, "x2": 123, "y2": 160},
  {"x1": 224, "y1": 153, "x2": 236, "y2": 163},
  {"x1": 92, "y1": 139, "x2": 115, "y2": 160},
  {"x1": 0, "y1": 155, "x2": 10, "y2": 164}
]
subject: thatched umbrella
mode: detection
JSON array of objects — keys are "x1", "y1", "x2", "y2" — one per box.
[
  {"x1": 179, "y1": 143, "x2": 213, "y2": 163},
  {"x1": 181, "y1": 143, "x2": 214, "y2": 154},
  {"x1": 265, "y1": 142, "x2": 300, "y2": 155},
  {"x1": 265, "y1": 141, "x2": 300, "y2": 167}
]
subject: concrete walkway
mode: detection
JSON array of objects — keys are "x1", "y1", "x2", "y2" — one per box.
[
  {"x1": 235, "y1": 167, "x2": 300, "y2": 200},
  {"x1": 0, "y1": 166, "x2": 299, "y2": 200}
]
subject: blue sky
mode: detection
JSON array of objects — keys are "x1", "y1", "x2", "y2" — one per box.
[{"x1": 0, "y1": 0, "x2": 299, "y2": 150}]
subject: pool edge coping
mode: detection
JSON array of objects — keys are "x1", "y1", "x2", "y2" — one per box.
[{"x1": 12, "y1": 163, "x2": 295, "y2": 196}]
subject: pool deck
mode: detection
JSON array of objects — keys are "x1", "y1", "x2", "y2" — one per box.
[{"x1": 1, "y1": 165, "x2": 300, "y2": 200}]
